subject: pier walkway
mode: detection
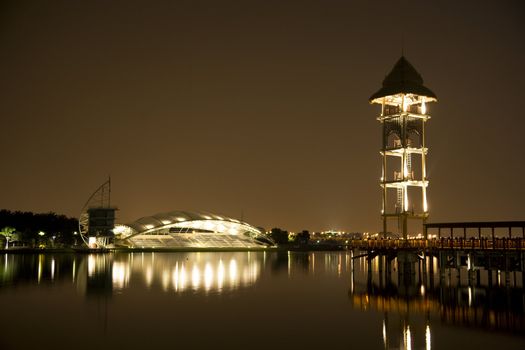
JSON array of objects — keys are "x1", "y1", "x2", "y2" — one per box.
[
  {"x1": 346, "y1": 237, "x2": 525, "y2": 251},
  {"x1": 345, "y1": 221, "x2": 525, "y2": 252}
]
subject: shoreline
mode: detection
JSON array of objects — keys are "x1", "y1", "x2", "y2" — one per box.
[{"x1": 0, "y1": 244, "x2": 346, "y2": 254}]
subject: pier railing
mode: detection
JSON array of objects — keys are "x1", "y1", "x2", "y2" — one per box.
[{"x1": 345, "y1": 238, "x2": 525, "y2": 251}]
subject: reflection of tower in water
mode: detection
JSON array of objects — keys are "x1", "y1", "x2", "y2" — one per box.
[{"x1": 349, "y1": 249, "x2": 525, "y2": 348}]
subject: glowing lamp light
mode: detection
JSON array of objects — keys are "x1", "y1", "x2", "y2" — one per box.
[
  {"x1": 421, "y1": 99, "x2": 427, "y2": 114},
  {"x1": 113, "y1": 225, "x2": 127, "y2": 234},
  {"x1": 38, "y1": 231, "x2": 45, "y2": 236}
]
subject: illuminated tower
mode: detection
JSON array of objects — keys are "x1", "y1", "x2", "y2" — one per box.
[{"x1": 370, "y1": 57, "x2": 437, "y2": 239}]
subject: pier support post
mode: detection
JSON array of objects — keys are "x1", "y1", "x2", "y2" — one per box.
[
  {"x1": 505, "y1": 255, "x2": 510, "y2": 287},
  {"x1": 397, "y1": 251, "x2": 418, "y2": 296},
  {"x1": 438, "y1": 251, "x2": 445, "y2": 283},
  {"x1": 428, "y1": 255, "x2": 435, "y2": 289},
  {"x1": 378, "y1": 255, "x2": 384, "y2": 288},
  {"x1": 385, "y1": 255, "x2": 392, "y2": 285},
  {"x1": 467, "y1": 253, "x2": 476, "y2": 285}
]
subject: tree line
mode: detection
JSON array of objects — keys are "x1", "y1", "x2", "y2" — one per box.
[
  {"x1": 268, "y1": 228, "x2": 310, "y2": 245},
  {"x1": 0, "y1": 209, "x2": 79, "y2": 247}
]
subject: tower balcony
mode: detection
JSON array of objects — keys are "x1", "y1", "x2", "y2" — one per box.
[
  {"x1": 377, "y1": 112, "x2": 431, "y2": 122},
  {"x1": 382, "y1": 212, "x2": 429, "y2": 219},
  {"x1": 381, "y1": 103, "x2": 430, "y2": 116},
  {"x1": 381, "y1": 147, "x2": 428, "y2": 156},
  {"x1": 381, "y1": 180, "x2": 428, "y2": 188}
]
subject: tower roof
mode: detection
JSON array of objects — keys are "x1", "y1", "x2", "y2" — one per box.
[{"x1": 369, "y1": 56, "x2": 437, "y2": 103}]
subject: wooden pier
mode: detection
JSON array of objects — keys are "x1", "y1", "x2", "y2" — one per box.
[
  {"x1": 345, "y1": 237, "x2": 525, "y2": 251},
  {"x1": 345, "y1": 221, "x2": 525, "y2": 252},
  {"x1": 424, "y1": 221, "x2": 525, "y2": 240}
]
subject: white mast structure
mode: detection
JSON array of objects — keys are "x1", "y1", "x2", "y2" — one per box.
[{"x1": 369, "y1": 57, "x2": 437, "y2": 239}]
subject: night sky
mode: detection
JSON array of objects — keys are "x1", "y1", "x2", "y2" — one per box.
[{"x1": 0, "y1": 0, "x2": 523, "y2": 232}]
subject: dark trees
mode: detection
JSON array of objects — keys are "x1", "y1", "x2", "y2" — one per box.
[
  {"x1": 269, "y1": 228, "x2": 289, "y2": 244},
  {"x1": 0, "y1": 209, "x2": 79, "y2": 246}
]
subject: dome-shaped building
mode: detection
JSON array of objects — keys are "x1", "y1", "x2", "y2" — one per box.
[{"x1": 114, "y1": 211, "x2": 274, "y2": 248}]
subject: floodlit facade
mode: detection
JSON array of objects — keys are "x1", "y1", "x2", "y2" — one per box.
[
  {"x1": 370, "y1": 56, "x2": 437, "y2": 239},
  {"x1": 115, "y1": 211, "x2": 274, "y2": 248}
]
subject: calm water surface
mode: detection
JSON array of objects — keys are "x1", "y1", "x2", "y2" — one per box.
[{"x1": 0, "y1": 251, "x2": 523, "y2": 349}]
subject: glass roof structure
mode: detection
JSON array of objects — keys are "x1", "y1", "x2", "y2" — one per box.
[{"x1": 115, "y1": 211, "x2": 274, "y2": 248}]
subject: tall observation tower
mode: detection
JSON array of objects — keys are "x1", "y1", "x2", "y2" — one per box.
[{"x1": 369, "y1": 57, "x2": 437, "y2": 239}]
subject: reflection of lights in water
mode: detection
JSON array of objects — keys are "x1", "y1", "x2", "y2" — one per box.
[
  {"x1": 38, "y1": 255, "x2": 43, "y2": 283},
  {"x1": 251, "y1": 262, "x2": 259, "y2": 283},
  {"x1": 217, "y1": 260, "x2": 224, "y2": 290},
  {"x1": 468, "y1": 286, "x2": 472, "y2": 307},
  {"x1": 162, "y1": 270, "x2": 169, "y2": 291},
  {"x1": 88, "y1": 255, "x2": 96, "y2": 277},
  {"x1": 155, "y1": 259, "x2": 247, "y2": 292},
  {"x1": 382, "y1": 320, "x2": 387, "y2": 347},
  {"x1": 180, "y1": 264, "x2": 187, "y2": 291},
  {"x1": 72, "y1": 259, "x2": 76, "y2": 282},
  {"x1": 172, "y1": 263, "x2": 179, "y2": 291},
  {"x1": 112, "y1": 262, "x2": 129, "y2": 289},
  {"x1": 122, "y1": 254, "x2": 260, "y2": 293},
  {"x1": 204, "y1": 263, "x2": 213, "y2": 291},
  {"x1": 404, "y1": 325, "x2": 412, "y2": 350},
  {"x1": 145, "y1": 267, "x2": 153, "y2": 287},
  {"x1": 242, "y1": 267, "x2": 249, "y2": 284},
  {"x1": 349, "y1": 251, "x2": 354, "y2": 293},
  {"x1": 420, "y1": 284, "x2": 425, "y2": 296},
  {"x1": 287, "y1": 251, "x2": 291, "y2": 277},
  {"x1": 229, "y1": 259, "x2": 237, "y2": 287},
  {"x1": 425, "y1": 324, "x2": 431, "y2": 350},
  {"x1": 192, "y1": 264, "x2": 201, "y2": 289},
  {"x1": 51, "y1": 258, "x2": 55, "y2": 280}
]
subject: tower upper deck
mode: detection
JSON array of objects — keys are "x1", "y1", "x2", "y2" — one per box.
[{"x1": 369, "y1": 56, "x2": 437, "y2": 106}]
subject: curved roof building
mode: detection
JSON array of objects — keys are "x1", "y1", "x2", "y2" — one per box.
[{"x1": 115, "y1": 211, "x2": 274, "y2": 248}]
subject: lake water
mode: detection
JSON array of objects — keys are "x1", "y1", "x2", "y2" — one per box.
[{"x1": 0, "y1": 251, "x2": 523, "y2": 349}]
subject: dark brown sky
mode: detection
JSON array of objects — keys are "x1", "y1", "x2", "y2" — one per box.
[{"x1": 0, "y1": 0, "x2": 524, "y2": 232}]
